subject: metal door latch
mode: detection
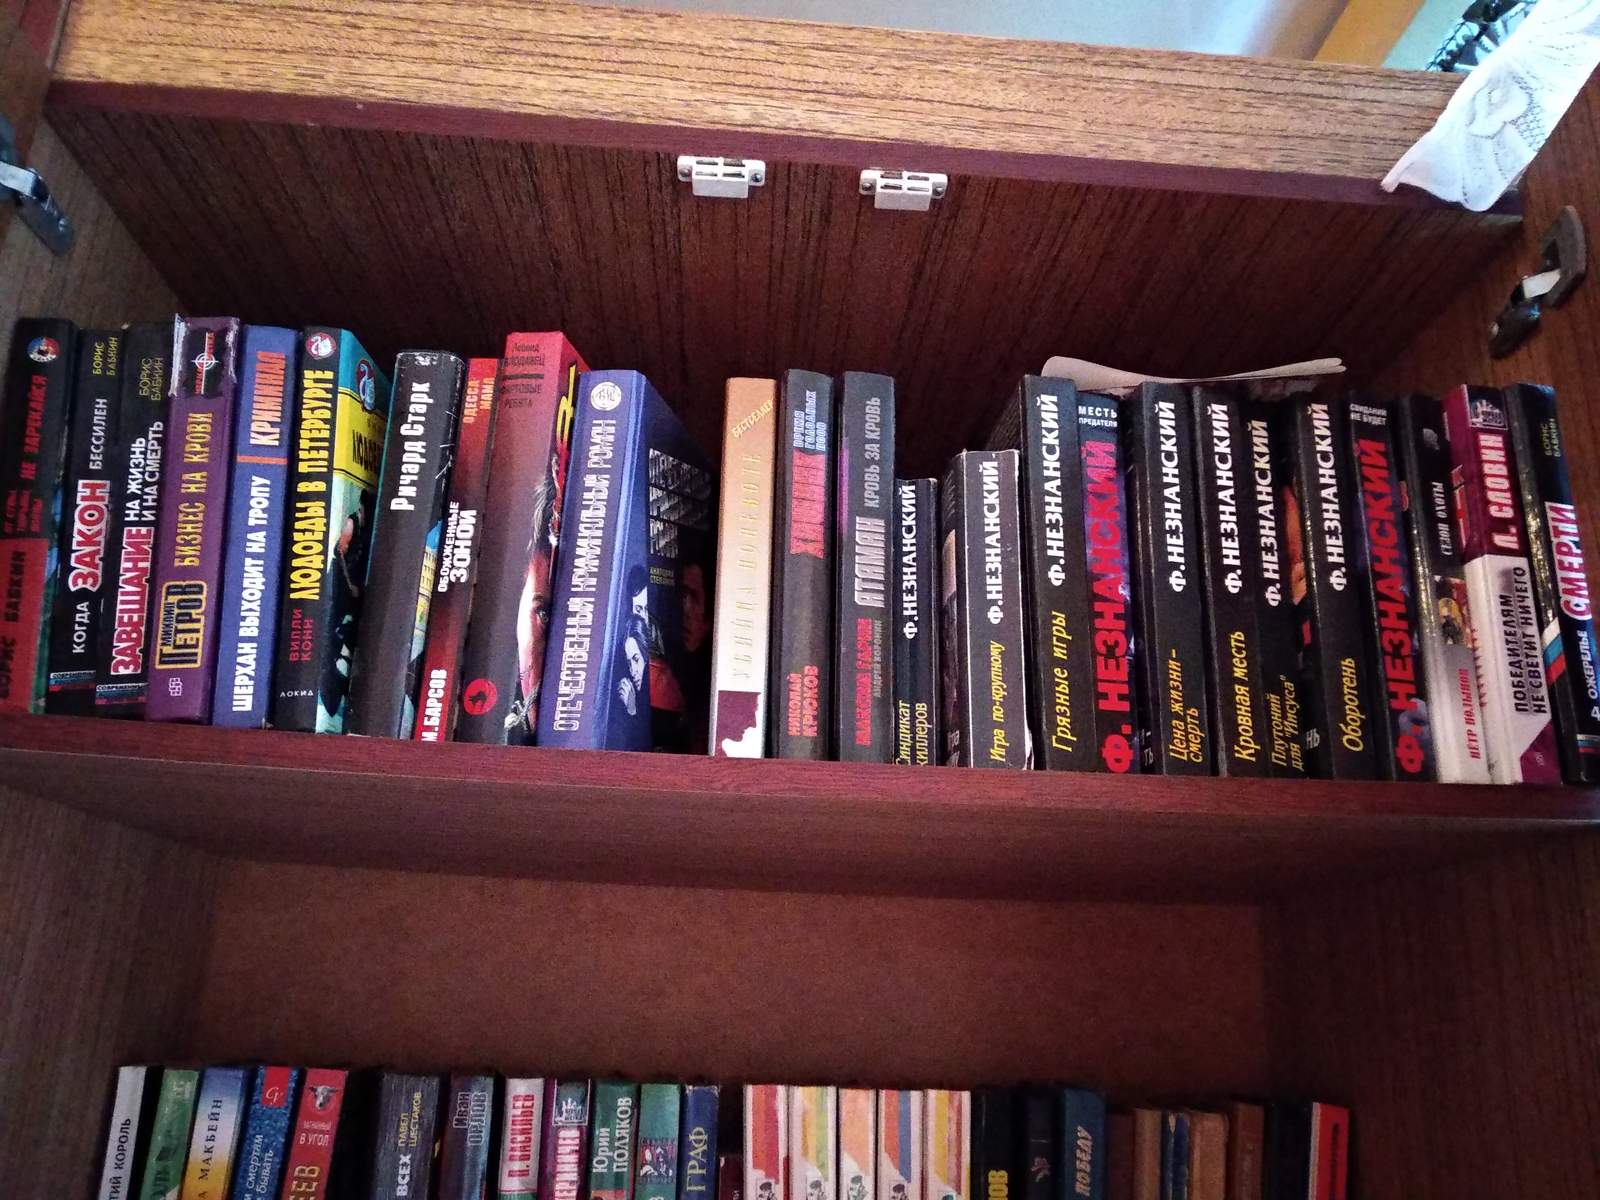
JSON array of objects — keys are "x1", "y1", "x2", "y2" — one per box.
[
  {"x1": 676, "y1": 156, "x2": 766, "y2": 199},
  {"x1": 0, "y1": 116, "x2": 73, "y2": 256},
  {"x1": 1490, "y1": 205, "x2": 1584, "y2": 358},
  {"x1": 859, "y1": 169, "x2": 947, "y2": 211}
]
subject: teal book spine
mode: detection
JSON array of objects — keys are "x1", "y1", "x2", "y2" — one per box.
[
  {"x1": 634, "y1": 1084, "x2": 681, "y2": 1200},
  {"x1": 138, "y1": 1069, "x2": 201, "y2": 1200},
  {"x1": 589, "y1": 1083, "x2": 640, "y2": 1200}
]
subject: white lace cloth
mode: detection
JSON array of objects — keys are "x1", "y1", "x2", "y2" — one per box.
[{"x1": 1382, "y1": 0, "x2": 1600, "y2": 210}]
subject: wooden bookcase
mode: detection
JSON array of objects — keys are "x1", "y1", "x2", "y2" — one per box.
[{"x1": 2, "y1": 2, "x2": 1599, "y2": 1196}]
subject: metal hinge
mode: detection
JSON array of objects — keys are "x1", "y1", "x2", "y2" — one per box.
[
  {"x1": 0, "y1": 116, "x2": 73, "y2": 256},
  {"x1": 859, "y1": 169, "x2": 947, "y2": 211},
  {"x1": 676, "y1": 156, "x2": 766, "y2": 199}
]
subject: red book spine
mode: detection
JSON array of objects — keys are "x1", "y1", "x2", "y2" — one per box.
[
  {"x1": 415, "y1": 357, "x2": 500, "y2": 742},
  {"x1": 278, "y1": 1068, "x2": 347, "y2": 1200},
  {"x1": 1308, "y1": 1104, "x2": 1348, "y2": 1200},
  {"x1": 1442, "y1": 385, "x2": 1525, "y2": 562}
]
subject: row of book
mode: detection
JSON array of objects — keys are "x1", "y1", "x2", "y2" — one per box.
[{"x1": 95, "y1": 1066, "x2": 1347, "y2": 1200}]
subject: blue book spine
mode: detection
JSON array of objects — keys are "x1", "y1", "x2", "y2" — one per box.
[
  {"x1": 1057, "y1": 1089, "x2": 1105, "y2": 1200},
  {"x1": 676, "y1": 1086, "x2": 719, "y2": 1200},
  {"x1": 212, "y1": 326, "x2": 298, "y2": 726},
  {"x1": 538, "y1": 371, "x2": 650, "y2": 750},
  {"x1": 228, "y1": 1067, "x2": 301, "y2": 1200},
  {"x1": 1158, "y1": 1114, "x2": 1189, "y2": 1200}
]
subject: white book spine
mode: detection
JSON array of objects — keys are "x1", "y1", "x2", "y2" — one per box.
[
  {"x1": 499, "y1": 1078, "x2": 546, "y2": 1198},
  {"x1": 1465, "y1": 552, "x2": 1552, "y2": 783},
  {"x1": 98, "y1": 1065, "x2": 149, "y2": 1200}
]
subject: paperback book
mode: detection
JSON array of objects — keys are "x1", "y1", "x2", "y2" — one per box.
[
  {"x1": 137, "y1": 1068, "x2": 199, "y2": 1200},
  {"x1": 893, "y1": 478, "x2": 939, "y2": 765},
  {"x1": 538, "y1": 1081, "x2": 593, "y2": 1200},
  {"x1": 1019, "y1": 1090, "x2": 1052, "y2": 1200},
  {"x1": 744, "y1": 1087, "x2": 788, "y2": 1200},
  {"x1": 678, "y1": 1085, "x2": 719, "y2": 1200},
  {"x1": 876, "y1": 1091, "x2": 921, "y2": 1200},
  {"x1": 1078, "y1": 393, "x2": 1138, "y2": 773},
  {"x1": 440, "y1": 1073, "x2": 495, "y2": 1200},
  {"x1": 497, "y1": 1078, "x2": 545, "y2": 1200},
  {"x1": 922, "y1": 1091, "x2": 969, "y2": 1200},
  {"x1": 636, "y1": 1083, "x2": 682, "y2": 1200},
  {"x1": 788, "y1": 1087, "x2": 838, "y2": 1200},
  {"x1": 372, "y1": 1073, "x2": 442, "y2": 1200},
  {"x1": 591, "y1": 1082, "x2": 640, "y2": 1200},
  {"x1": 228, "y1": 1066, "x2": 300, "y2": 1200},
  {"x1": 1059, "y1": 1089, "x2": 1106, "y2": 1200},
  {"x1": 97, "y1": 1065, "x2": 163, "y2": 1200},
  {"x1": 180, "y1": 1065, "x2": 249, "y2": 1200},
  {"x1": 971, "y1": 1091, "x2": 1013, "y2": 1200},
  {"x1": 837, "y1": 1090, "x2": 874, "y2": 1200},
  {"x1": 278, "y1": 1068, "x2": 352, "y2": 1200}
]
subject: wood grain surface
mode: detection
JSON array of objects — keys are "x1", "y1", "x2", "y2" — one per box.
[
  {"x1": 193, "y1": 860, "x2": 1270, "y2": 1099},
  {"x1": 44, "y1": 109, "x2": 1517, "y2": 476},
  {"x1": 0, "y1": 792, "x2": 220, "y2": 1200},
  {"x1": 0, "y1": 2, "x2": 51, "y2": 162},
  {"x1": 49, "y1": 0, "x2": 1466, "y2": 204}
]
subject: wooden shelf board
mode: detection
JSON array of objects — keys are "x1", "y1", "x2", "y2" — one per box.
[
  {"x1": 3, "y1": 714, "x2": 1594, "y2": 901},
  {"x1": 49, "y1": 0, "x2": 1465, "y2": 205}
]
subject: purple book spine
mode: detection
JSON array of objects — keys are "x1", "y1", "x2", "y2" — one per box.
[{"x1": 147, "y1": 317, "x2": 242, "y2": 722}]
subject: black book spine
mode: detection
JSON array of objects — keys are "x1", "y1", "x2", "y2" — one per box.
[
  {"x1": 1127, "y1": 383, "x2": 1210, "y2": 774},
  {"x1": 769, "y1": 370, "x2": 836, "y2": 759},
  {"x1": 347, "y1": 351, "x2": 466, "y2": 738},
  {"x1": 834, "y1": 371, "x2": 895, "y2": 762},
  {"x1": 1505, "y1": 382, "x2": 1600, "y2": 783},
  {"x1": 371, "y1": 1074, "x2": 442, "y2": 1200},
  {"x1": 1017, "y1": 1089, "x2": 1054, "y2": 1200},
  {"x1": 972, "y1": 1091, "x2": 1015, "y2": 1200},
  {"x1": 1289, "y1": 397, "x2": 1378, "y2": 779},
  {"x1": 1348, "y1": 398, "x2": 1435, "y2": 781},
  {"x1": 1243, "y1": 402, "x2": 1305, "y2": 777},
  {"x1": 47, "y1": 330, "x2": 122, "y2": 714},
  {"x1": 893, "y1": 477, "x2": 939, "y2": 765},
  {"x1": 1193, "y1": 388, "x2": 1268, "y2": 777},
  {"x1": 1078, "y1": 393, "x2": 1139, "y2": 773}
]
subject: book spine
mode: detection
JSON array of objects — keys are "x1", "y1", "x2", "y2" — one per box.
[
  {"x1": 1505, "y1": 383, "x2": 1600, "y2": 782},
  {"x1": 893, "y1": 479, "x2": 939, "y2": 765},
  {"x1": 226, "y1": 1066, "x2": 298, "y2": 1200},
  {"x1": 634, "y1": 1084, "x2": 681, "y2": 1200},
  {"x1": 1223, "y1": 1103, "x2": 1263, "y2": 1200},
  {"x1": 1347, "y1": 399, "x2": 1435, "y2": 781},
  {"x1": 47, "y1": 329, "x2": 121, "y2": 713},
  {"x1": 138, "y1": 1068, "x2": 199, "y2": 1200},
  {"x1": 1242, "y1": 404, "x2": 1305, "y2": 777},
  {"x1": 837, "y1": 1090, "x2": 874, "y2": 1200},
  {"x1": 1307, "y1": 1105, "x2": 1348, "y2": 1200},
  {"x1": 677, "y1": 1086, "x2": 719, "y2": 1200},
  {"x1": 1442, "y1": 385, "x2": 1561, "y2": 783},
  {"x1": 743, "y1": 1086, "x2": 787, "y2": 1200},
  {"x1": 1057, "y1": 1090, "x2": 1105, "y2": 1200},
  {"x1": 348, "y1": 350, "x2": 467, "y2": 737},
  {"x1": 372, "y1": 1074, "x2": 442, "y2": 1200},
  {"x1": 922, "y1": 1091, "x2": 969, "y2": 1200},
  {"x1": 100, "y1": 1065, "x2": 151, "y2": 1200},
  {"x1": 875, "y1": 1091, "x2": 922, "y2": 1200},
  {"x1": 0, "y1": 319, "x2": 79, "y2": 713},
  {"x1": 710, "y1": 378, "x2": 777, "y2": 757},
  {"x1": 590, "y1": 1083, "x2": 640, "y2": 1200},
  {"x1": 1158, "y1": 1114, "x2": 1189, "y2": 1200},
  {"x1": 1127, "y1": 384, "x2": 1210, "y2": 774},
  {"x1": 1194, "y1": 390, "x2": 1268, "y2": 777},
  {"x1": 536, "y1": 372, "x2": 643, "y2": 750},
  {"x1": 769, "y1": 370, "x2": 835, "y2": 759},
  {"x1": 971, "y1": 1091, "x2": 1013, "y2": 1200},
  {"x1": 1078, "y1": 394, "x2": 1138, "y2": 773},
  {"x1": 97, "y1": 323, "x2": 171, "y2": 716},
  {"x1": 456, "y1": 334, "x2": 587, "y2": 743},
  {"x1": 441, "y1": 1074, "x2": 495, "y2": 1200},
  {"x1": 212, "y1": 327, "x2": 297, "y2": 728},
  {"x1": 277, "y1": 1068, "x2": 348, "y2": 1200},
  {"x1": 499, "y1": 1079, "x2": 546, "y2": 1200},
  {"x1": 835, "y1": 371, "x2": 896, "y2": 762},
  {"x1": 538, "y1": 1080, "x2": 593, "y2": 1200},
  {"x1": 272, "y1": 328, "x2": 390, "y2": 733},
  {"x1": 181, "y1": 1067, "x2": 249, "y2": 1200},
  {"x1": 415, "y1": 357, "x2": 499, "y2": 742},
  {"x1": 1020, "y1": 1090, "x2": 1054, "y2": 1200},
  {"x1": 146, "y1": 318, "x2": 240, "y2": 721},
  {"x1": 1290, "y1": 398, "x2": 1378, "y2": 779},
  {"x1": 788, "y1": 1087, "x2": 838, "y2": 1200}
]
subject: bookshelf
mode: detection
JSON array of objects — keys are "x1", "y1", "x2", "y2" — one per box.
[{"x1": 2, "y1": 1, "x2": 1599, "y2": 1197}]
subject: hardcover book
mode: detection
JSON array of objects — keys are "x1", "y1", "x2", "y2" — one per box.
[
  {"x1": 743, "y1": 1087, "x2": 787, "y2": 1200},
  {"x1": 98, "y1": 322, "x2": 171, "y2": 715},
  {"x1": 1222, "y1": 1103, "x2": 1262, "y2": 1200},
  {"x1": 347, "y1": 350, "x2": 467, "y2": 737},
  {"x1": 987, "y1": 377, "x2": 1095, "y2": 771},
  {"x1": 272, "y1": 327, "x2": 391, "y2": 733},
  {"x1": 590, "y1": 1082, "x2": 640, "y2": 1200},
  {"x1": 47, "y1": 328, "x2": 121, "y2": 713},
  {"x1": 923, "y1": 1091, "x2": 970, "y2": 1200},
  {"x1": 971, "y1": 1091, "x2": 1013, "y2": 1200},
  {"x1": 893, "y1": 479, "x2": 939, "y2": 765},
  {"x1": 1241, "y1": 402, "x2": 1305, "y2": 777},
  {"x1": 788, "y1": 1087, "x2": 838, "y2": 1200},
  {"x1": 1126, "y1": 383, "x2": 1209, "y2": 774},
  {"x1": 939, "y1": 450, "x2": 1029, "y2": 767},
  {"x1": 876, "y1": 1091, "x2": 921, "y2": 1200},
  {"x1": 0, "y1": 318, "x2": 78, "y2": 713},
  {"x1": 1307, "y1": 1104, "x2": 1347, "y2": 1200},
  {"x1": 1347, "y1": 398, "x2": 1435, "y2": 781},
  {"x1": 137, "y1": 1067, "x2": 199, "y2": 1200},
  {"x1": 212, "y1": 326, "x2": 297, "y2": 728},
  {"x1": 1183, "y1": 1113, "x2": 1225, "y2": 1200},
  {"x1": 536, "y1": 370, "x2": 716, "y2": 752},
  {"x1": 1260, "y1": 1104, "x2": 1308, "y2": 1200},
  {"x1": 677, "y1": 1085, "x2": 719, "y2": 1200},
  {"x1": 179, "y1": 1066, "x2": 250, "y2": 1200},
  {"x1": 278, "y1": 1068, "x2": 352, "y2": 1200},
  {"x1": 835, "y1": 371, "x2": 896, "y2": 762},
  {"x1": 1078, "y1": 393, "x2": 1139, "y2": 773},
  {"x1": 371, "y1": 1073, "x2": 442, "y2": 1200},
  {"x1": 227, "y1": 1066, "x2": 299, "y2": 1200},
  {"x1": 147, "y1": 317, "x2": 241, "y2": 722},
  {"x1": 635, "y1": 1084, "x2": 682, "y2": 1200},
  {"x1": 710, "y1": 377, "x2": 777, "y2": 757},
  {"x1": 1059, "y1": 1089, "x2": 1105, "y2": 1200},
  {"x1": 499, "y1": 1078, "x2": 545, "y2": 1200},
  {"x1": 1442, "y1": 385, "x2": 1561, "y2": 783},
  {"x1": 1192, "y1": 388, "x2": 1268, "y2": 777},
  {"x1": 537, "y1": 1080, "x2": 593, "y2": 1200},
  {"x1": 1505, "y1": 382, "x2": 1600, "y2": 782},
  {"x1": 1287, "y1": 397, "x2": 1377, "y2": 779},
  {"x1": 1104, "y1": 1113, "x2": 1131, "y2": 1200},
  {"x1": 837, "y1": 1090, "x2": 874, "y2": 1200},
  {"x1": 456, "y1": 333, "x2": 587, "y2": 744},
  {"x1": 441, "y1": 1073, "x2": 495, "y2": 1200},
  {"x1": 769, "y1": 370, "x2": 835, "y2": 759},
  {"x1": 1019, "y1": 1089, "x2": 1053, "y2": 1200},
  {"x1": 1131, "y1": 1110, "x2": 1160, "y2": 1200},
  {"x1": 98, "y1": 1065, "x2": 163, "y2": 1200},
  {"x1": 1158, "y1": 1113, "x2": 1189, "y2": 1200},
  {"x1": 415, "y1": 357, "x2": 499, "y2": 743}
]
